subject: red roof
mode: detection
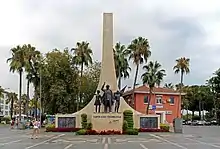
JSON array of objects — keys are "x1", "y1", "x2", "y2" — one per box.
[{"x1": 123, "y1": 85, "x2": 180, "y2": 96}]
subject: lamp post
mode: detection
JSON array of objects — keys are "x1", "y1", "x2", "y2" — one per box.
[{"x1": 39, "y1": 68, "x2": 42, "y2": 128}]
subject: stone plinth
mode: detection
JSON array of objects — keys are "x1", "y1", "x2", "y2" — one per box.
[{"x1": 91, "y1": 113, "x2": 123, "y2": 132}]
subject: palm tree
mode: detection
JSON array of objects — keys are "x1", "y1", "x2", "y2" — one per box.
[
  {"x1": 164, "y1": 83, "x2": 174, "y2": 89},
  {"x1": 71, "y1": 41, "x2": 93, "y2": 111},
  {"x1": 141, "y1": 61, "x2": 166, "y2": 114},
  {"x1": 0, "y1": 86, "x2": 5, "y2": 114},
  {"x1": 114, "y1": 42, "x2": 131, "y2": 89},
  {"x1": 0, "y1": 86, "x2": 4, "y2": 99},
  {"x1": 175, "y1": 83, "x2": 184, "y2": 91},
  {"x1": 173, "y1": 57, "x2": 190, "y2": 117},
  {"x1": 128, "y1": 37, "x2": 151, "y2": 107},
  {"x1": 23, "y1": 44, "x2": 41, "y2": 118},
  {"x1": 6, "y1": 92, "x2": 18, "y2": 119},
  {"x1": 21, "y1": 94, "x2": 27, "y2": 114},
  {"x1": 7, "y1": 45, "x2": 26, "y2": 121},
  {"x1": 25, "y1": 74, "x2": 31, "y2": 116}
]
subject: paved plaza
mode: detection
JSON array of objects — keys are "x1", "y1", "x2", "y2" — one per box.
[{"x1": 1, "y1": 126, "x2": 220, "y2": 149}]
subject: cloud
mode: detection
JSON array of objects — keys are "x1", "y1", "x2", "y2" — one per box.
[{"x1": 1, "y1": 0, "x2": 220, "y2": 95}]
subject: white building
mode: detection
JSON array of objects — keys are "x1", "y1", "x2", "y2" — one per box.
[{"x1": 0, "y1": 94, "x2": 10, "y2": 117}]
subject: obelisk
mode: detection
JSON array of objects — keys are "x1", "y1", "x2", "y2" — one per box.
[{"x1": 98, "y1": 13, "x2": 117, "y2": 92}]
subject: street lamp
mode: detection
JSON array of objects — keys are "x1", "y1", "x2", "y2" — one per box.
[{"x1": 39, "y1": 64, "x2": 42, "y2": 128}]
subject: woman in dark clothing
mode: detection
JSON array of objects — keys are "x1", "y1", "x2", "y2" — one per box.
[{"x1": 94, "y1": 90, "x2": 102, "y2": 113}]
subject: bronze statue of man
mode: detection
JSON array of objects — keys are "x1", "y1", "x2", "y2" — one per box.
[
  {"x1": 101, "y1": 82, "x2": 114, "y2": 113},
  {"x1": 114, "y1": 85, "x2": 127, "y2": 113},
  {"x1": 94, "y1": 90, "x2": 102, "y2": 113}
]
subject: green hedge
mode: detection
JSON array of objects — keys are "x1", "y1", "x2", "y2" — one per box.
[
  {"x1": 123, "y1": 110, "x2": 138, "y2": 135},
  {"x1": 123, "y1": 110, "x2": 134, "y2": 129},
  {"x1": 76, "y1": 129, "x2": 87, "y2": 135},
  {"x1": 81, "y1": 113, "x2": 87, "y2": 129},
  {"x1": 87, "y1": 122, "x2": 92, "y2": 130},
  {"x1": 160, "y1": 123, "x2": 170, "y2": 131},
  {"x1": 124, "y1": 128, "x2": 139, "y2": 135}
]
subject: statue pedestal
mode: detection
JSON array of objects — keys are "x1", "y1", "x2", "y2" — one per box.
[{"x1": 91, "y1": 112, "x2": 123, "y2": 132}]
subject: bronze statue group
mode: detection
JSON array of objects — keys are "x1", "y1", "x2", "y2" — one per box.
[{"x1": 94, "y1": 82, "x2": 126, "y2": 113}]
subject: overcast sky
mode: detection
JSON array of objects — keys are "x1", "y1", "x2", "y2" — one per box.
[{"x1": 0, "y1": 0, "x2": 220, "y2": 96}]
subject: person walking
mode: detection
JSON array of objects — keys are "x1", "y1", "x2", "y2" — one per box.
[
  {"x1": 10, "y1": 119, "x2": 15, "y2": 129},
  {"x1": 37, "y1": 119, "x2": 41, "y2": 136},
  {"x1": 31, "y1": 119, "x2": 39, "y2": 139}
]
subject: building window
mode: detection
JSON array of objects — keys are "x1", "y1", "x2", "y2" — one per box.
[
  {"x1": 5, "y1": 105, "x2": 9, "y2": 109},
  {"x1": 0, "y1": 99, "x2": 3, "y2": 104},
  {"x1": 0, "y1": 105, "x2": 3, "y2": 110},
  {"x1": 144, "y1": 96, "x2": 149, "y2": 104},
  {"x1": 5, "y1": 111, "x2": 9, "y2": 116},
  {"x1": 169, "y1": 97, "x2": 174, "y2": 104},
  {"x1": 156, "y1": 96, "x2": 162, "y2": 104}
]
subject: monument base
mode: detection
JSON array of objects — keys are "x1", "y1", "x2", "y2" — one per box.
[{"x1": 91, "y1": 112, "x2": 123, "y2": 132}]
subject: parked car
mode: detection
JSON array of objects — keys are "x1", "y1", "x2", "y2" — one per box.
[
  {"x1": 192, "y1": 120, "x2": 199, "y2": 125},
  {"x1": 211, "y1": 120, "x2": 218, "y2": 125}
]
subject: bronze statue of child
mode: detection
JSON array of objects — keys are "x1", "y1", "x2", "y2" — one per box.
[{"x1": 94, "y1": 90, "x2": 102, "y2": 113}]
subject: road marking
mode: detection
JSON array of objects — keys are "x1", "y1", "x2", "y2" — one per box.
[
  {"x1": 128, "y1": 140, "x2": 149, "y2": 143},
  {"x1": 140, "y1": 143, "x2": 148, "y2": 149},
  {"x1": 102, "y1": 137, "x2": 106, "y2": 144},
  {"x1": 0, "y1": 140, "x2": 21, "y2": 146},
  {"x1": 185, "y1": 137, "x2": 220, "y2": 148},
  {"x1": 87, "y1": 139, "x2": 98, "y2": 143},
  {"x1": 116, "y1": 139, "x2": 127, "y2": 142},
  {"x1": 149, "y1": 134, "x2": 188, "y2": 149},
  {"x1": 64, "y1": 144, "x2": 73, "y2": 149},
  {"x1": 107, "y1": 137, "x2": 111, "y2": 144},
  {"x1": 25, "y1": 134, "x2": 65, "y2": 149},
  {"x1": 52, "y1": 139, "x2": 86, "y2": 143},
  {"x1": 104, "y1": 143, "x2": 108, "y2": 149}
]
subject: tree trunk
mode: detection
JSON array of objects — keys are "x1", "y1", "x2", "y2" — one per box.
[
  {"x1": 77, "y1": 63, "x2": 83, "y2": 111},
  {"x1": 146, "y1": 88, "x2": 152, "y2": 114},
  {"x1": 34, "y1": 86, "x2": 38, "y2": 119},
  {"x1": 177, "y1": 70, "x2": 184, "y2": 118},
  {"x1": 131, "y1": 64, "x2": 139, "y2": 108},
  {"x1": 19, "y1": 69, "x2": 22, "y2": 122},
  {"x1": 186, "y1": 105, "x2": 189, "y2": 123},
  {"x1": 118, "y1": 68, "x2": 121, "y2": 90},
  {"x1": 26, "y1": 80, "x2": 30, "y2": 116},
  {"x1": 192, "y1": 111, "x2": 195, "y2": 118},
  {"x1": 199, "y1": 99, "x2": 201, "y2": 120},
  {"x1": 10, "y1": 98, "x2": 14, "y2": 120}
]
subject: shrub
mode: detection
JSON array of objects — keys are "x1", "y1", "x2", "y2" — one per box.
[
  {"x1": 122, "y1": 120, "x2": 128, "y2": 131},
  {"x1": 76, "y1": 129, "x2": 87, "y2": 135},
  {"x1": 46, "y1": 124, "x2": 55, "y2": 129},
  {"x1": 160, "y1": 124, "x2": 170, "y2": 132},
  {"x1": 1, "y1": 117, "x2": 11, "y2": 124},
  {"x1": 86, "y1": 130, "x2": 99, "y2": 135},
  {"x1": 124, "y1": 129, "x2": 139, "y2": 135},
  {"x1": 81, "y1": 113, "x2": 87, "y2": 129},
  {"x1": 87, "y1": 122, "x2": 93, "y2": 130},
  {"x1": 123, "y1": 110, "x2": 134, "y2": 129},
  {"x1": 45, "y1": 127, "x2": 80, "y2": 132}
]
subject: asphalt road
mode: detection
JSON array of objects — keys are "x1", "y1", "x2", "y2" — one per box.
[{"x1": 1, "y1": 126, "x2": 220, "y2": 149}]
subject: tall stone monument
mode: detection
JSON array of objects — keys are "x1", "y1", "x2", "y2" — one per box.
[{"x1": 55, "y1": 13, "x2": 160, "y2": 132}]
